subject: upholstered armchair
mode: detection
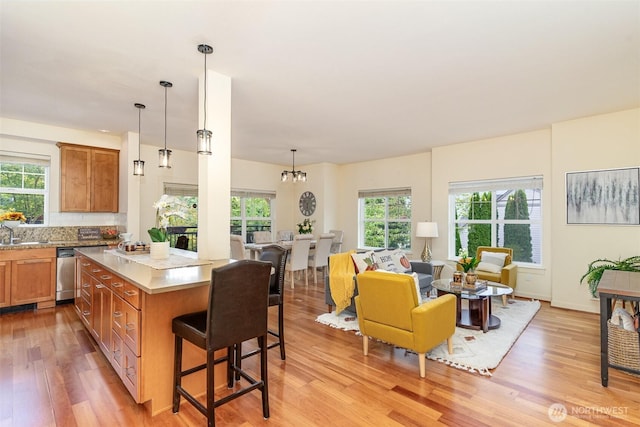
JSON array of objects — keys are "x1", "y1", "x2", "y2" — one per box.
[
  {"x1": 458, "y1": 246, "x2": 517, "y2": 304},
  {"x1": 355, "y1": 271, "x2": 456, "y2": 378}
]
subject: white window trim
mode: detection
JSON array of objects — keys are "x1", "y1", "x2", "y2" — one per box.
[{"x1": 0, "y1": 154, "x2": 50, "y2": 226}]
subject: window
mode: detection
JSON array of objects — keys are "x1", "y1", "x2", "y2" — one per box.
[
  {"x1": 449, "y1": 176, "x2": 543, "y2": 265},
  {"x1": 359, "y1": 188, "x2": 412, "y2": 249},
  {"x1": 0, "y1": 154, "x2": 50, "y2": 224},
  {"x1": 163, "y1": 183, "x2": 198, "y2": 250},
  {"x1": 230, "y1": 190, "x2": 275, "y2": 243}
]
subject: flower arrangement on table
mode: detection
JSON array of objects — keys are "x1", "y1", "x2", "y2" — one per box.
[
  {"x1": 457, "y1": 248, "x2": 479, "y2": 272},
  {"x1": 147, "y1": 195, "x2": 187, "y2": 242},
  {"x1": 0, "y1": 209, "x2": 27, "y2": 223},
  {"x1": 297, "y1": 218, "x2": 315, "y2": 235}
]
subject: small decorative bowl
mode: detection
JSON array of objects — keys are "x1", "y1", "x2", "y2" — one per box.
[{"x1": 102, "y1": 234, "x2": 118, "y2": 240}]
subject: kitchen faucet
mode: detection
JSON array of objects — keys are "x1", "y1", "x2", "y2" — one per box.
[{"x1": 1, "y1": 223, "x2": 19, "y2": 244}]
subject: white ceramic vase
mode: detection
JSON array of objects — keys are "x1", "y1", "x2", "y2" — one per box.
[
  {"x1": 150, "y1": 241, "x2": 170, "y2": 260},
  {"x1": 2, "y1": 220, "x2": 21, "y2": 229}
]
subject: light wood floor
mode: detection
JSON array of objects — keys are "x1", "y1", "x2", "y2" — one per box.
[{"x1": 1, "y1": 276, "x2": 639, "y2": 427}]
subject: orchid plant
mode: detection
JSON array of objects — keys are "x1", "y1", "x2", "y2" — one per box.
[{"x1": 148, "y1": 195, "x2": 187, "y2": 242}]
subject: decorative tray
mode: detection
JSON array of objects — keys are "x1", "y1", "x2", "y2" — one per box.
[{"x1": 117, "y1": 244, "x2": 150, "y2": 255}]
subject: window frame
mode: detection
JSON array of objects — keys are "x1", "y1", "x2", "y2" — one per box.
[
  {"x1": 0, "y1": 154, "x2": 50, "y2": 225},
  {"x1": 448, "y1": 176, "x2": 543, "y2": 266},
  {"x1": 358, "y1": 188, "x2": 412, "y2": 250},
  {"x1": 231, "y1": 190, "x2": 276, "y2": 243}
]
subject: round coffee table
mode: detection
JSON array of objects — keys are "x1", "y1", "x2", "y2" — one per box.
[{"x1": 431, "y1": 278, "x2": 513, "y2": 333}]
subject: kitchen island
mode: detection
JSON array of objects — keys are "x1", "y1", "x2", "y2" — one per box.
[{"x1": 74, "y1": 246, "x2": 231, "y2": 416}]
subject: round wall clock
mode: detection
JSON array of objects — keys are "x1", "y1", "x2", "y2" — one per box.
[{"x1": 299, "y1": 191, "x2": 317, "y2": 216}]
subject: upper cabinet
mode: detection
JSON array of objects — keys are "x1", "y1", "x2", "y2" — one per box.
[{"x1": 58, "y1": 142, "x2": 119, "y2": 212}]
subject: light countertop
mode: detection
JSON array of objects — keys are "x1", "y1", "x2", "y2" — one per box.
[{"x1": 75, "y1": 246, "x2": 231, "y2": 294}]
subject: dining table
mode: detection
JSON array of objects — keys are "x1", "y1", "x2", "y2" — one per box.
[{"x1": 245, "y1": 240, "x2": 316, "y2": 259}]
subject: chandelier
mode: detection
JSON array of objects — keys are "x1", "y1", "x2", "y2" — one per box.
[{"x1": 281, "y1": 149, "x2": 307, "y2": 183}]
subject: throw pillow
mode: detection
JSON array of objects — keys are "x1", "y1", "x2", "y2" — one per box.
[
  {"x1": 390, "y1": 249, "x2": 412, "y2": 273},
  {"x1": 374, "y1": 249, "x2": 398, "y2": 272},
  {"x1": 476, "y1": 261, "x2": 502, "y2": 274},
  {"x1": 481, "y1": 251, "x2": 508, "y2": 268},
  {"x1": 351, "y1": 251, "x2": 377, "y2": 273}
]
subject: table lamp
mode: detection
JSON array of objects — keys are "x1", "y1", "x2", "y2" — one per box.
[{"x1": 416, "y1": 222, "x2": 438, "y2": 262}]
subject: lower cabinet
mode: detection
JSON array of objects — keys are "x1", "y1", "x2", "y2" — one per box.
[
  {"x1": 75, "y1": 254, "x2": 142, "y2": 402},
  {"x1": 0, "y1": 248, "x2": 56, "y2": 309}
]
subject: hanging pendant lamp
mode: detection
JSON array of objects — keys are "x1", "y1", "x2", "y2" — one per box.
[
  {"x1": 281, "y1": 149, "x2": 307, "y2": 183},
  {"x1": 133, "y1": 103, "x2": 146, "y2": 176},
  {"x1": 158, "y1": 80, "x2": 173, "y2": 168},
  {"x1": 196, "y1": 44, "x2": 214, "y2": 155}
]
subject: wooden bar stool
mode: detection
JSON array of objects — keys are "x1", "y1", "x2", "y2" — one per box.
[{"x1": 172, "y1": 260, "x2": 272, "y2": 426}]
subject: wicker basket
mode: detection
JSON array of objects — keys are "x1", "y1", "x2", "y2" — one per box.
[{"x1": 607, "y1": 320, "x2": 640, "y2": 373}]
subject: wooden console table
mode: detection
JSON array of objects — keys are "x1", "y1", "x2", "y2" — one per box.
[{"x1": 597, "y1": 270, "x2": 640, "y2": 387}]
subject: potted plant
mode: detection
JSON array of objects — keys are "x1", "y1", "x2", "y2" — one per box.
[
  {"x1": 580, "y1": 256, "x2": 640, "y2": 297},
  {"x1": 457, "y1": 249, "x2": 480, "y2": 285},
  {"x1": 148, "y1": 195, "x2": 187, "y2": 259}
]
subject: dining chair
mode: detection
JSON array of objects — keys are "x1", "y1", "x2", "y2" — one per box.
[
  {"x1": 276, "y1": 230, "x2": 294, "y2": 242},
  {"x1": 285, "y1": 234, "x2": 313, "y2": 288},
  {"x1": 230, "y1": 234, "x2": 246, "y2": 260},
  {"x1": 329, "y1": 229, "x2": 344, "y2": 254},
  {"x1": 171, "y1": 260, "x2": 273, "y2": 426},
  {"x1": 308, "y1": 233, "x2": 335, "y2": 285},
  {"x1": 252, "y1": 231, "x2": 272, "y2": 244}
]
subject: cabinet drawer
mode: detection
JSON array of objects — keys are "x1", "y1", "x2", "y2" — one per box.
[
  {"x1": 123, "y1": 301, "x2": 141, "y2": 356},
  {"x1": 110, "y1": 276, "x2": 125, "y2": 298},
  {"x1": 98, "y1": 271, "x2": 114, "y2": 287},
  {"x1": 122, "y1": 344, "x2": 141, "y2": 402},
  {"x1": 110, "y1": 332, "x2": 124, "y2": 377},
  {"x1": 79, "y1": 297, "x2": 91, "y2": 326},
  {"x1": 112, "y1": 294, "x2": 124, "y2": 338},
  {"x1": 123, "y1": 281, "x2": 140, "y2": 309}
]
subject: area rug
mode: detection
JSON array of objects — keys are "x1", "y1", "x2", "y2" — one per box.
[{"x1": 315, "y1": 298, "x2": 540, "y2": 376}]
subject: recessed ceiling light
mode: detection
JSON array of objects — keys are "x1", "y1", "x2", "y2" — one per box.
[{"x1": 98, "y1": 129, "x2": 110, "y2": 133}]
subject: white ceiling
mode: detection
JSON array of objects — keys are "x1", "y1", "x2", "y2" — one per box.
[{"x1": 1, "y1": 1, "x2": 639, "y2": 166}]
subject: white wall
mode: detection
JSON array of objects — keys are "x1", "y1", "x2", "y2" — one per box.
[
  {"x1": 335, "y1": 152, "x2": 432, "y2": 256},
  {"x1": 550, "y1": 108, "x2": 640, "y2": 312},
  {"x1": 431, "y1": 129, "x2": 553, "y2": 301},
  {"x1": 0, "y1": 118, "x2": 123, "y2": 227}
]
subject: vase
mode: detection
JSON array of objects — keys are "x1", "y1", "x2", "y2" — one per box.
[
  {"x1": 150, "y1": 241, "x2": 170, "y2": 260},
  {"x1": 465, "y1": 271, "x2": 477, "y2": 285}
]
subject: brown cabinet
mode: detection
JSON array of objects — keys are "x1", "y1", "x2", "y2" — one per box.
[
  {"x1": 74, "y1": 255, "x2": 142, "y2": 402},
  {"x1": 0, "y1": 248, "x2": 56, "y2": 309},
  {"x1": 58, "y1": 142, "x2": 119, "y2": 212},
  {"x1": 0, "y1": 260, "x2": 10, "y2": 308}
]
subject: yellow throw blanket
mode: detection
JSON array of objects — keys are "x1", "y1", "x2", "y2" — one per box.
[{"x1": 329, "y1": 250, "x2": 357, "y2": 315}]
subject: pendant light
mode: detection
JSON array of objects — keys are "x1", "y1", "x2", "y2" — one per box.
[
  {"x1": 133, "y1": 103, "x2": 146, "y2": 176},
  {"x1": 196, "y1": 44, "x2": 213, "y2": 155},
  {"x1": 281, "y1": 149, "x2": 307, "y2": 183},
  {"x1": 158, "y1": 80, "x2": 173, "y2": 168}
]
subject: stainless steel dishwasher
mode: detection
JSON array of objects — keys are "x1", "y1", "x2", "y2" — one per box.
[{"x1": 56, "y1": 246, "x2": 106, "y2": 303}]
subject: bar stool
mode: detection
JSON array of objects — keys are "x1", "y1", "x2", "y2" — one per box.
[
  {"x1": 241, "y1": 244, "x2": 288, "y2": 361},
  {"x1": 172, "y1": 260, "x2": 272, "y2": 426}
]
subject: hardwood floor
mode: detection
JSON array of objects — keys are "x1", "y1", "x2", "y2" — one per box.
[{"x1": 1, "y1": 277, "x2": 639, "y2": 426}]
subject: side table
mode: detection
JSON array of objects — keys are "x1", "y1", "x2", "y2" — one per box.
[{"x1": 430, "y1": 260, "x2": 445, "y2": 280}]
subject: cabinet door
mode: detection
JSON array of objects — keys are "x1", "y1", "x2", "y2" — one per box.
[
  {"x1": 10, "y1": 257, "x2": 56, "y2": 305},
  {"x1": 93, "y1": 282, "x2": 112, "y2": 355},
  {"x1": 59, "y1": 144, "x2": 91, "y2": 212},
  {"x1": 91, "y1": 148, "x2": 119, "y2": 212},
  {"x1": 0, "y1": 260, "x2": 10, "y2": 308}
]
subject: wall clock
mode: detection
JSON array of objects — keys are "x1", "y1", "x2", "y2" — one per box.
[{"x1": 299, "y1": 191, "x2": 317, "y2": 216}]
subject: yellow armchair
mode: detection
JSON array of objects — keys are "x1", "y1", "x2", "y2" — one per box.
[
  {"x1": 354, "y1": 271, "x2": 456, "y2": 378},
  {"x1": 458, "y1": 246, "x2": 517, "y2": 291}
]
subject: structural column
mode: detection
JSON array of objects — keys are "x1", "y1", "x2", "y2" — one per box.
[{"x1": 197, "y1": 70, "x2": 231, "y2": 261}]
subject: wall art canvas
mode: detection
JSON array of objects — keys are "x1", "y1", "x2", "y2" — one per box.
[{"x1": 566, "y1": 167, "x2": 640, "y2": 225}]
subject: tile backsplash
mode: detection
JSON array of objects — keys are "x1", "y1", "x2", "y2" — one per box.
[{"x1": 0, "y1": 225, "x2": 123, "y2": 244}]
